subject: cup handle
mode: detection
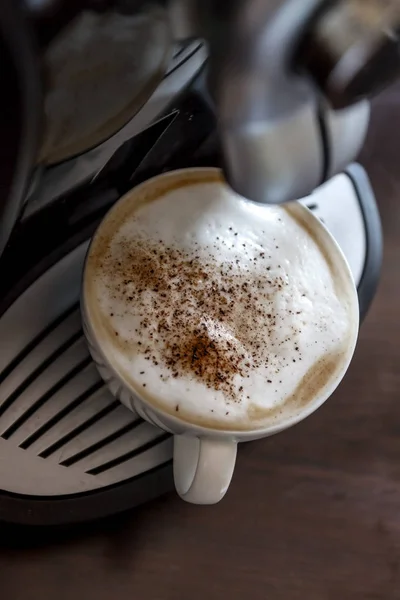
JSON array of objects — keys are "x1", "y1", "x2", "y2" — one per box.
[{"x1": 173, "y1": 435, "x2": 237, "y2": 504}]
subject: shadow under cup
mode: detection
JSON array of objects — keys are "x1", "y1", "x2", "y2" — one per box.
[{"x1": 81, "y1": 167, "x2": 359, "y2": 505}]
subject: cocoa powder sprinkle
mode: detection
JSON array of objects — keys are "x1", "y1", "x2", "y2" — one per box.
[{"x1": 99, "y1": 235, "x2": 297, "y2": 401}]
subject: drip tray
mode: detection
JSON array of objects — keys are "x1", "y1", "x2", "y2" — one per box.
[{"x1": 0, "y1": 166, "x2": 381, "y2": 525}]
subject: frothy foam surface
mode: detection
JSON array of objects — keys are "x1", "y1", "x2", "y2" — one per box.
[{"x1": 86, "y1": 172, "x2": 355, "y2": 430}]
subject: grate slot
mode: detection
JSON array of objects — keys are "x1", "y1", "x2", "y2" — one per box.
[
  {"x1": 60, "y1": 416, "x2": 143, "y2": 467},
  {"x1": 0, "y1": 328, "x2": 83, "y2": 417},
  {"x1": 65, "y1": 421, "x2": 163, "y2": 473},
  {"x1": 20, "y1": 380, "x2": 106, "y2": 450},
  {"x1": 87, "y1": 432, "x2": 170, "y2": 475},
  {"x1": 96, "y1": 440, "x2": 173, "y2": 484},
  {"x1": 0, "y1": 303, "x2": 79, "y2": 385},
  {"x1": 0, "y1": 336, "x2": 90, "y2": 435},
  {"x1": 39, "y1": 399, "x2": 121, "y2": 459},
  {"x1": 1, "y1": 356, "x2": 92, "y2": 439},
  {"x1": 50, "y1": 404, "x2": 141, "y2": 464},
  {"x1": 7, "y1": 363, "x2": 101, "y2": 446}
]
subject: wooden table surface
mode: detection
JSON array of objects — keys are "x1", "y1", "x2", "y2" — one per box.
[{"x1": 1, "y1": 85, "x2": 400, "y2": 600}]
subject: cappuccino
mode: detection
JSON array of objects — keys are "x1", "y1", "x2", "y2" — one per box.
[{"x1": 85, "y1": 169, "x2": 356, "y2": 430}]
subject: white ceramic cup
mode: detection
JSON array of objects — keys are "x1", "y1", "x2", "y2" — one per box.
[{"x1": 81, "y1": 167, "x2": 359, "y2": 505}]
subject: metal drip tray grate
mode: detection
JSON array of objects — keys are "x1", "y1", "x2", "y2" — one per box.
[{"x1": 0, "y1": 242, "x2": 172, "y2": 498}]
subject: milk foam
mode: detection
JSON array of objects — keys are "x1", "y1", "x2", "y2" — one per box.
[{"x1": 88, "y1": 177, "x2": 354, "y2": 429}]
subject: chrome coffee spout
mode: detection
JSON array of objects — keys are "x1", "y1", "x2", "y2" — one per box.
[
  {"x1": 206, "y1": 0, "x2": 332, "y2": 205},
  {"x1": 171, "y1": 0, "x2": 400, "y2": 204}
]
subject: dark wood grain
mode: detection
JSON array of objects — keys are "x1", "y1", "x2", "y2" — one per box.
[{"x1": 1, "y1": 85, "x2": 400, "y2": 600}]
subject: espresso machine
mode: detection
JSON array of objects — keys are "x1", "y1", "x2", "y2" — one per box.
[{"x1": 0, "y1": 0, "x2": 396, "y2": 525}]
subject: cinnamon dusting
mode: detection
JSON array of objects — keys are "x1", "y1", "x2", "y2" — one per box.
[{"x1": 96, "y1": 234, "x2": 301, "y2": 402}]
